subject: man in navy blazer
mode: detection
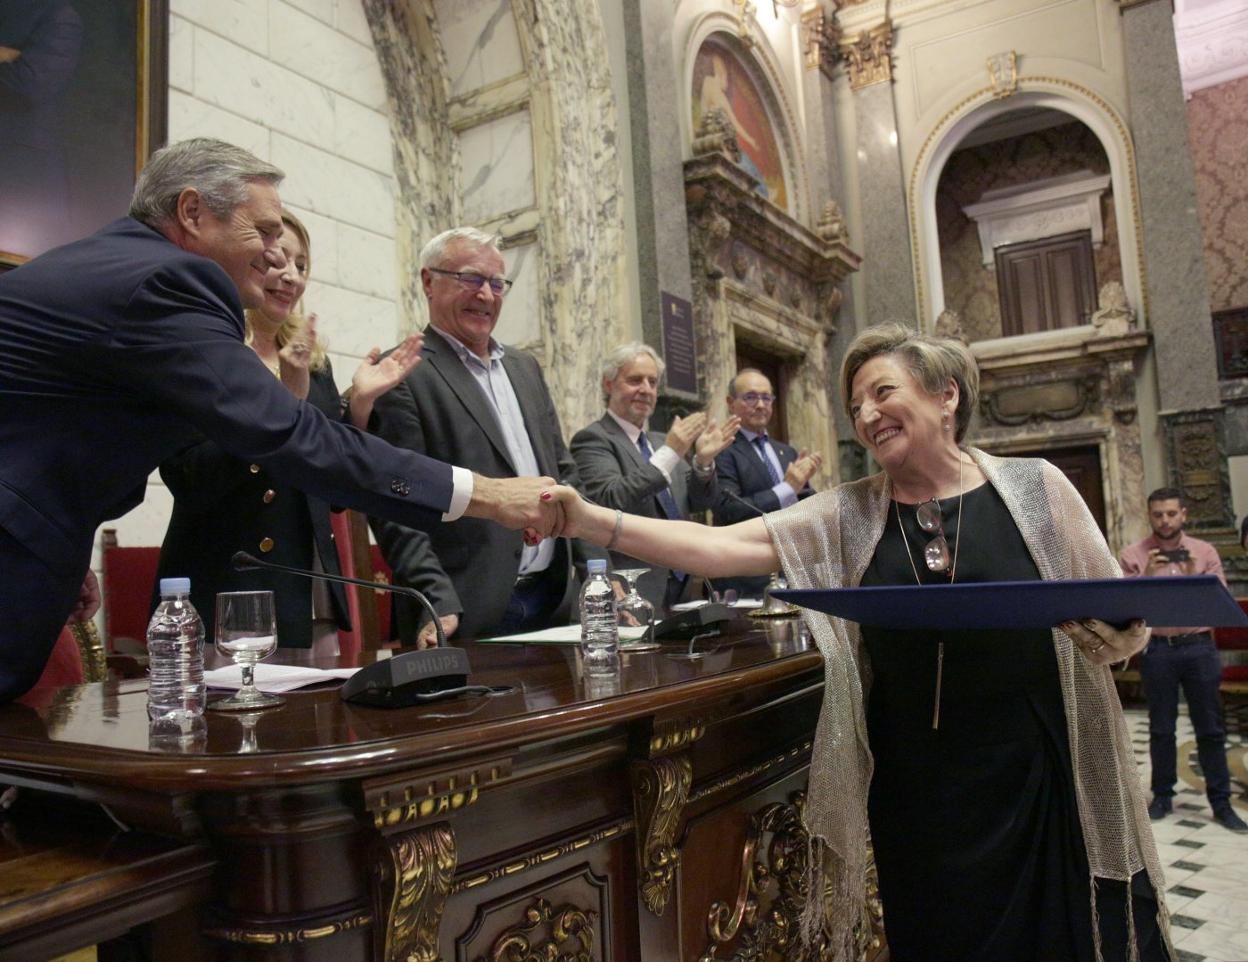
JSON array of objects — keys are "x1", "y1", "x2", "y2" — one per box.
[
  {"x1": 571, "y1": 343, "x2": 738, "y2": 609},
  {"x1": 712, "y1": 369, "x2": 822, "y2": 597},
  {"x1": 370, "y1": 227, "x2": 603, "y2": 647},
  {"x1": 0, "y1": 139, "x2": 556, "y2": 703}
]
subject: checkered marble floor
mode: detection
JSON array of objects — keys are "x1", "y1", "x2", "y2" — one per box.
[{"x1": 1124, "y1": 705, "x2": 1248, "y2": 962}]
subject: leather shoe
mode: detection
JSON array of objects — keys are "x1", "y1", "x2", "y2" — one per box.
[
  {"x1": 1212, "y1": 806, "x2": 1248, "y2": 833},
  {"x1": 1147, "y1": 797, "x2": 1172, "y2": 821}
]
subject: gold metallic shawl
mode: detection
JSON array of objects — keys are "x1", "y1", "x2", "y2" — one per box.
[{"x1": 763, "y1": 448, "x2": 1170, "y2": 962}]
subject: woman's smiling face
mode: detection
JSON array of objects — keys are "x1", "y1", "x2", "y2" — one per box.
[
  {"x1": 849, "y1": 353, "x2": 954, "y2": 472},
  {"x1": 259, "y1": 226, "x2": 309, "y2": 324}
]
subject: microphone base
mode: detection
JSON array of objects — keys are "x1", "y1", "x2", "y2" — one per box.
[{"x1": 340, "y1": 647, "x2": 472, "y2": 709}]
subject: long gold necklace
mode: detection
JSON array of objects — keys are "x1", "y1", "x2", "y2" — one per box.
[{"x1": 894, "y1": 453, "x2": 964, "y2": 729}]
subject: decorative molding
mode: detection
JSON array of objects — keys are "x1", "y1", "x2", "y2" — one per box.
[
  {"x1": 1173, "y1": 0, "x2": 1248, "y2": 95},
  {"x1": 688, "y1": 740, "x2": 812, "y2": 804},
  {"x1": 631, "y1": 754, "x2": 693, "y2": 916},
  {"x1": 987, "y1": 51, "x2": 1018, "y2": 100},
  {"x1": 204, "y1": 912, "x2": 373, "y2": 946},
  {"x1": 375, "y1": 823, "x2": 456, "y2": 962},
  {"x1": 453, "y1": 821, "x2": 633, "y2": 893},
  {"x1": 1161, "y1": 409, "x2": 1234, "y2": 529},
  {"x1": 961, "y1": 171, "x2": 1112, "y2": 267},
  {"x1": 699, "y1": 792, "x2": 887, "y2": 961},
  {"x1": 692, "y1": 108, "x2": 742, "y2": 163},
  {"x1": 472, "y1": 897, "x2": 596, "y2": 962},
  {"x1": 801, "y1": 8, "x2": 842, "y2": 79},
  {"x1": 365, "y1": 757, "x2": 510, "y2": 829},
  {"x1": 979, "y1": 376, "x2": 1101, "y2": 427},
  {"x1": 840, "y1": 20, "x2": 894, "y2": 90}
]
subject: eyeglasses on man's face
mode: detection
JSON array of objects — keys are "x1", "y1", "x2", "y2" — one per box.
[
  {"x1": 736, "y1": 392, "x2": 775, "y2": 406},
  {"x1": 428, "y1": 267, "x2": 513, "y2": 297}
]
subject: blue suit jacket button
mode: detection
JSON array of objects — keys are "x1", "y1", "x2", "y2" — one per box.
[{"x1": 391, "y1": 478, "x2": 410, "y2": 496}]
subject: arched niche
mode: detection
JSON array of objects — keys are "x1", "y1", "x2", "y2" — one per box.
[
  {"x1": 680, "y1": 14, "x2": 809, "y2": 225},
  {"x1": 910, "y1": 83, "x2": 1145, "y2": 334}
]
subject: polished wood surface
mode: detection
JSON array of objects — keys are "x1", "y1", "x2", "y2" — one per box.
[{"x1": 0, "y1": 618, "x2": 855, "y2": 961}]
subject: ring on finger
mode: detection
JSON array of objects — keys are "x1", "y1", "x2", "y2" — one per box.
[{"x1": 1089, "y1": 640, "x2": 1106, "y2": 654}]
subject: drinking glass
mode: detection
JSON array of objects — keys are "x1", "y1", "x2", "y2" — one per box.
[
  {"x1": 614, "y1": 568, "x2": 659, "y2": 653},
  {"x1": 210, "y1": 590, "x2": 283, "y2": 710}
]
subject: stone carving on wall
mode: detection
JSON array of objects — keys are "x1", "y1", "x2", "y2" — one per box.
[
  {"x1": 1090, "y1": 280, "x2": 1136, "y2": 337},
  {"x1": 839, "y1": 21, "x2": 893, "y2": 90},
  {"x1": 987, "y1": 52, "x2": 1018, "y2": 100},
  {"x1": 1163, "y1": 410, "x2": 1234, "y2": 529},
  {"x1": 693, "y1": 108, "x2": 743, "y2": 163},
  {"x1": 684, "y1": 150, "x2": 861, "y2": 490},
  {"x1": 817, "y1": 200, "x2": 849, "y2": 245},
  {"x1": 801, "y1": 7, "x2": 842, "y2": 79},
  {"x1": 934, "y1": 308, "x2": 969, "y2": 345}
]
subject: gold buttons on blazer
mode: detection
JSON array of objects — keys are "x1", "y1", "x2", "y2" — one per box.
[
  {"x1": 259, "y1": 537, "x2": 275, "y2": 553},
  {"x1": 262, "y1": 489, "x2": 276, "y2": 503},
  {"x1": 249, "y1": 464, "x2": 261, "y2": 474}
]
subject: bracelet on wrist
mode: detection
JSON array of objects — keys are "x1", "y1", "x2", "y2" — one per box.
[{"x1": 606, "y1": 508, "x2": 623, "y2": 551}]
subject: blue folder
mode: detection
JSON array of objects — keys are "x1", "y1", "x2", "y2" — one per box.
[{"x1": 770, "y1": 575, "x2": 1248, "y2": 631}]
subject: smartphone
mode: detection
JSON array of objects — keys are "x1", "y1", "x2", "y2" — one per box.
[{"x1": 1158, "y1": 548, "x2": 1190, "y2": 563}]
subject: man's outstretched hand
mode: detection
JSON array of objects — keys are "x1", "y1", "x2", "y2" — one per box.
[{"x1": 466, "y1": 474, "x2": 564, "y2": 537}]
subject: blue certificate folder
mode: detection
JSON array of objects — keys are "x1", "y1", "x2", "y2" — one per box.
[{"x1": 770, "y1": 575, "x2": 1248, "y2": 631}]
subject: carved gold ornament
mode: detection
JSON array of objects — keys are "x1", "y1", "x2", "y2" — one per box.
[
  {"x1": 839, "y1": 21, "x2": 894, "y2": 91},
  {"x1": 987, "y1": 52, "x2": 1018, "y2": 100},
  {"x1": 377, "y1": 823, "x2": 456, "y2": 962},
  {"x1": 632, "y1": 754, "x2": 693, "y2": 915},
  {"x1": 474, "y1": 897, "x2": 597, "y2": 962}
]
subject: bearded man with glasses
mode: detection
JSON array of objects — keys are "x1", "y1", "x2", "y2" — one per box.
[
  {"x1": 711, "y1": 368, "x2": 822, "y2": 597},
  {"x1": 369, "y1": 227, "x2": 602, "y2": 648}
]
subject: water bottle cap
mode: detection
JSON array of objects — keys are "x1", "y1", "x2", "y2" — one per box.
[
  {"x1": 587, "y1": 558, "x2": 608, "y2": 573},
  {"x1": 159, "y1": 577, "x2": 191, "y2": 595}
]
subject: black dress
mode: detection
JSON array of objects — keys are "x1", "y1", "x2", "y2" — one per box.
[{"x1": 861, "y1": 482, "x2": 1168, "y2": 962}]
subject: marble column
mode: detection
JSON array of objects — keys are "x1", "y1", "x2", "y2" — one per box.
[
  {"x1": 1118, "y1": 0, "x2": 1232, "y2": 528},
  {"x1": 622, "y1": 0, "x2": 700, "y2": 421},
  {"x1": 845, "y1": 29, "x2": 917, "y2": 330}
]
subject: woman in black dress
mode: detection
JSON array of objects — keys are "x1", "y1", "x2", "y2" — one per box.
[
  {"x1": 545, "y1": 323, "x2": 1170, "y2": 961},
  {"x1": 154, "y1": 210, "x2": 420, "y2": 650}
]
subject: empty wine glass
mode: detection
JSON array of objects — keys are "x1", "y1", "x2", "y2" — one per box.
[
  {"x1": 210, "y1": 590, "x2": 283, "y2": 711},
  {"x1": 614, "y1": 568, "x2": 659, "y2": 653}
]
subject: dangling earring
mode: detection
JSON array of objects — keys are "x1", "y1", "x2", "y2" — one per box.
[{"x1": 942, "y1": 411, "x2": 951, "y2": 432}]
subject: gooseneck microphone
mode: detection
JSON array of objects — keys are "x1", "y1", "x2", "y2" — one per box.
[
  {"x1": 231, "y1": 551, "x2": 482, "y2": 708},
  {"x1": 724, "y1": 489, "x2": 766, "y2": 518}
]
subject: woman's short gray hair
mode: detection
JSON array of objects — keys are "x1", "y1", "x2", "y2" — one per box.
[
  {"x1": 129, "y1": 138, "x2": 284, "y2": 228},
  {"x1": 840, "y1": 321, "x2": 980, "y2": 443},
  {"x1": 419, "y1": 227, "x2": 503, "y2": 269}
]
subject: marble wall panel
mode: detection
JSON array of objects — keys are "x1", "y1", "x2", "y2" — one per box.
[
  {"x1": 334, "y1": 0, "x2": 373, "y2": 46},
  {"x1": 336, "y1": 223, "x2": 399, "y2": 301},
  {"x1": 271, "y1": 133, "x2": 397, "y2": 237},
  {"x1": 458, "y1": 109, "x2": 536, "y2": 223},
  {"x1": 168, "y1": 15, "x2": 193, "y2": 92},
  {"x1": 333, "y1": 94, "x2": 396, "y2": 176},
  {"x1": 283, "y1": 0, "x2": 335, "y2": 27},
  {"x1": 191, "y1": 29, "x2": 336, "y2": 145},
  {"x1": 435, "y1": 0, "x2": 526, "y2": 98},
  {"x1": 270, "y1": 0, "x2": 388, "y2": 109},
  {"x1": 304, "y1": 282, "x2": 398, "y2": 359},
  {"x1": 494, "y1": 241, "x2": 542, "y2": 349},
  {"x1": 170, "y1": 0, "x2": 268, "y2": 56},
  {"x1": 1186, "y1": 75, "x2": 1248, "y2": 313},
  {"x1": 285, "y1": 204, "x2": 342, "y2": 289},
  {"x1": 937, "y1": 121, "x2": 1123, "y2": 341},
  {"x1": 166, "y1": 89, "x2": 270, "y2": 159}
]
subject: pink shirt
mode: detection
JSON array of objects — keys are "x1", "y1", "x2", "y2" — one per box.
[{"x1": 1119, "y1": 532, "x2": 1226, "y2": 636}]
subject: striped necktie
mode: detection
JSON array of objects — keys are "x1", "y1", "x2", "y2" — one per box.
[{"x1": 753, "y1": 434, "x2": 783, "y2": 485}]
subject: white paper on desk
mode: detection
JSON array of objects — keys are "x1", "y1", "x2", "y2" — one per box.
[
  {"x1": 479, "y1": 624, "x2": 649, "y2": 645},
  {"x1": 669, "y1": 598, "x2": 764, "y2": 612},
  {"x1": 204, "y1": 663, "x2": 358, "y2": 693}
]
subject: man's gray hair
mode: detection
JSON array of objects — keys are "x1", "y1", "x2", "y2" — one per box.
[
  {"x1": 420, "y1": 227, "x2": 503, "y2": 269},
  {"x1": 600, "y1": 342, "x2": 665, "y2": 384},
  {"x1": 129, "y1": 138, "x2": 284, "y2": 228}
]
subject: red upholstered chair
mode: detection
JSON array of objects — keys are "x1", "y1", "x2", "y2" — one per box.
[
  {"x1": 331, "y1": 510, "x2": 395, "y2": 656},
  {"x1": 1213, "y1": 599, "x2": 1248, "y2": 684},
  {"x1": 100, "y1": 528, "x2": 160, "y2": 654}
]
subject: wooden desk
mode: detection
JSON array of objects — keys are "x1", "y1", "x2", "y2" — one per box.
[{"x1": 0, "y1": 619, "x2": 884, "y2": 961}]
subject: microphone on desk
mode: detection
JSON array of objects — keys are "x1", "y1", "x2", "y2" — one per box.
[
  {"x1": 716, "y1": 494, "x2": 797, "y2": 615},
  {"x1": 230, "y1": 551, "x2": 478, "y2": 708}
]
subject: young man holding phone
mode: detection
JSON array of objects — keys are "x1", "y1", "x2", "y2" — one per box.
[{"x1": 1120, "y1": 487, "x2": 1247, "y2": 832}]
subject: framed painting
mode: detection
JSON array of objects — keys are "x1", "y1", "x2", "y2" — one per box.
[
  {"x1": 0, "y1": 0, "x2": 167, "y2": 269},
  {"x1": 691, "y1": 35, "x2": 788, "y2": 212}
]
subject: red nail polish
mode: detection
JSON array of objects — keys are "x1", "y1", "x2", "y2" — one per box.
[{"x1": 540, "y1": 492, "x2": 551, "y2": 501}]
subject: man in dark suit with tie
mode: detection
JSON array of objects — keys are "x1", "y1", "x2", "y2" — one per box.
[
  {"x1": 0, "y1": 139, "x2": 557, "y2": 703},
  {"x1": 371, "y1": 228, "x2": 601, "y2": 647},
  {"x1": 712, "y1": 369, "x2": 822, "y2": 597},
  {"x1": 570, "y1": 344, "x2": 739, "y2": 609}
]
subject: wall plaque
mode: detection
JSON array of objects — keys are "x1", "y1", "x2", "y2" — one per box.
[{"x1": 661, "y1": 292, "x2": 698, "y2": 395}]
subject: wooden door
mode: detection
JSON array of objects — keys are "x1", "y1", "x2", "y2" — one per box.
[
  {"x1": 996, "y1": 230, "x2": 1097, "y2": 336},
  {"x1": 1038, "y1": 445, "x2": 1107, "y2": 535},
  {"x1": 733, "y1": 345, "x2": 789, "y2": 443}
]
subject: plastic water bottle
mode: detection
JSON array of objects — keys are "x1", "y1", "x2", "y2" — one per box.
[
  {"x1": 146, "y1": 577, "x2": 206, "y2": 722},
  {"x1": 579, "y1": 558, "x2": 620, "y2": 676}
]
